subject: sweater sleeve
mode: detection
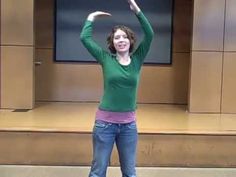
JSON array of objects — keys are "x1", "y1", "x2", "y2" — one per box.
[
  {"x1": 132, "y1": 11, "x2": 154, "y2": 66},
  {"x1": 80, "y1": 20, "x2": 108, "y2": 65}
]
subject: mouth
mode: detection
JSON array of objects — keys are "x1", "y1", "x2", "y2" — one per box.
[{"x1": 118, "y1": 44, "x2": 127, "y2": 49}]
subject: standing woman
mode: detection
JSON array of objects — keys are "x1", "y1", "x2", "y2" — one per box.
[{"x1": 80, "y1": 0, "x2": 154, "y2": 176}]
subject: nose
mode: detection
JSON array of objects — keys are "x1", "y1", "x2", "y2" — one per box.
[{"x1": 118, "y1": 37, "x2": 126, "y2": 42}]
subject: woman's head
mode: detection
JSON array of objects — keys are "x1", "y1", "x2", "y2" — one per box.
[{"x1": 107, "y1": 25, "x2": 136, "y2": 54}]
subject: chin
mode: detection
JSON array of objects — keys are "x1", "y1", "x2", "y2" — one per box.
[{"x1": 117, "y1": 49, "x2": 129, "y2": 53}]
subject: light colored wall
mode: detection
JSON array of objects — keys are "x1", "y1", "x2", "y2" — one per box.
[
  {"x1": 0, "y1": 0, "x2": 34, "y2": 109},
  {"x1": 35, "y1": 0, "x2": 192, "y2": 104},
  {"x1": 189, "y1": 0, "x2": 236, "y2": 113}
]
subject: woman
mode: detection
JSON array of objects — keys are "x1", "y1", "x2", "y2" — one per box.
[{"x1": 80, "y1": 0, "x2": 154, "y2": 176}]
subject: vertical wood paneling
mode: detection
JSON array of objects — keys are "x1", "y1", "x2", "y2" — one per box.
[
  {"x1": 0, "y1": 0, "x2": 35, "y2": 109},
  {"x1": 138, "y1": 53, "x2": 190, "y2": 104},
  {"x1": 35, "y1": 49, "x2": 103, "y2": 102},
  {"x1": 189, "y1": 52, "x2": 223, "y2": 113},
  {"x1": 173, "y1": 0, "x2": 193, "y2": 53},
  {"x1": 192, "y1": 0, "x2": 225, "y2": 51},
  {"x1": 1, "y1": 46, "x2": 34, "y2": 109},
  {"x1": 0, "y1": 0, "x2": 2, "y2": 108},
  {"x1": 222, "y1": 52, "x2": 236, "y2": 113},
  {"x1": 35, "y1": 0, "x2": 54, "y2": 48},
  {"x1": 1, "y1": 0, "x2": 34, "y2": 45},
  {"x1": 224, "y1": 0, "x2": 236, "y2": 51}
]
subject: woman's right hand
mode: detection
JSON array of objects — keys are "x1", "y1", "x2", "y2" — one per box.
[{"x1": 87, "y1": 11, "x2": 111, "y2": 21}]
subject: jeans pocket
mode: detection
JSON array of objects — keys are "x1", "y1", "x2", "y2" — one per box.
[
  {"x1": 94, "y1": 120, "x2": 112, "y2": 129},
  {"x1": 127, "y1": 121, "x2": 137, "y2": 129}
]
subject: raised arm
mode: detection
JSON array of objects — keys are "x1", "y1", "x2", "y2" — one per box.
[
  {"x1": 127, "y1": 0, "x2": 154, "y2": 65},
  {"x1": 80, "y1": 11, "x2": 111, "y2": 65}
]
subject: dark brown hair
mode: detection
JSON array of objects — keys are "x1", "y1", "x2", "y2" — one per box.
[{"x1": 107, "y1": 25, "x2": 136, "y2": 54}]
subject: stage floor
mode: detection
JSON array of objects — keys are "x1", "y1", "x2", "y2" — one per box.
[{"x1": 1, "y1": 102, "x2": 236, "y2": 134}]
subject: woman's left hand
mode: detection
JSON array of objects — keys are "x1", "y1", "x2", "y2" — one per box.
[{"x1": 127, "y1": 0, "x2": 140, "y2": 13}]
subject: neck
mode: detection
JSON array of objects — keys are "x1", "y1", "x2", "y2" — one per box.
[
  {"x1": 116, "y1": 52, "x2": 130, "y2": 61},
  {"x1": 116, "y1": 52, "x2": 131, "y2": 66}
]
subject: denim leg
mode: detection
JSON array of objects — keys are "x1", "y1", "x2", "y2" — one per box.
[
  {"x1": 89, "y1": 121, "x2": 116, "y2": 177},
  {"x1": 116, "y1": 122, "x2": 138, "y2": 177}
]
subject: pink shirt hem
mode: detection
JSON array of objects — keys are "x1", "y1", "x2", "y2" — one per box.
[{"x1": 95, "y1": 108, "x2": 136, "y2": 124}]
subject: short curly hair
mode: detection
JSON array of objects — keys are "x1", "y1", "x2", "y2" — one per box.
[{"x1": 107, "y1": 25, "x2": 136, "y2": 54}]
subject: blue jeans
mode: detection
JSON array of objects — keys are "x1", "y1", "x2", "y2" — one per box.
[{"x1": 89, "y1": 120, "x2": 138, "y2": 177}]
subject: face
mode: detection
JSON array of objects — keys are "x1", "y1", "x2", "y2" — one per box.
[{"x1": 113, "y1": 29, "x2": 130, "y2": 54}]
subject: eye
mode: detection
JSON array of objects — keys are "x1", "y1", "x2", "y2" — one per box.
[{"x1": 114, "y1": 36, "x2": 120, "y2": 40}]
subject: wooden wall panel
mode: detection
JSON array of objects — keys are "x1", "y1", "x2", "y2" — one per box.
[
  {"x1": 1, "y1": 0, "x2": 34, "y2": 45},
  {"x1": 1, "y1": 131, "x2": 236, "y2": 167},
  {"x1": 173, "y1": 0, "x2": 193, "y2": 53},
  {"x1": 188, "y1": 0, "x2": 236, "y2": 113},
  {"x1": 189, "y1": 52, "x2": 223, "y2": 113},
  {"x1": 138, "y1": 53, "x2": 190, "y2": 104},
  {"x1": 35, "y1": 0, "x2": 54, "y2": 48},
  {"x1": 222, "y1": 52, "x2": 236, "y2": 113},
  {"x1": 0, "y1": 0, "x2": 34, "y2": 109},
  {"x1": 0, "y1": 132, "x2": 93, "y2": 165},
  {"x1": 192, "y1": 0, "x2": 225, "y2": 51},
  {"x1": 224, "y1": 0, "x2": 236, "y2": 51},
  {"x1": 35, "y1": 49, "x2": 103, "y2": 102},
  {"x1": 0, "y1": 0, "x2": 2, "y2": 108},
  {"x1": 35, "y1": 49, "x2": 190, "y2": 104},
  {"x1": 1, "y1": 46, "x2": 34, "y2": 109},
  {"x1": 111, "y1": 134, "x2": 236, "y2": 167}
]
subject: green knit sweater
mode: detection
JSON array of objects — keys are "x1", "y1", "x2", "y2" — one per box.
[{"x1": 80, "y1": 11, "x2": 154, "y2": 112}]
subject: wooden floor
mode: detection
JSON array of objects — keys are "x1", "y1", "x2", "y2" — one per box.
[{"x1": 1, "y1": 102, "x2": 236, "y2": 134}]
